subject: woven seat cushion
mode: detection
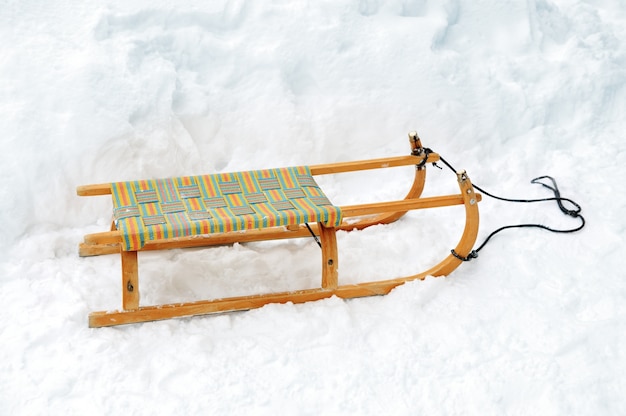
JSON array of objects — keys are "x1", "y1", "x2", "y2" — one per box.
[{"x1": 111, "y1": 166, "x2": 342, "y2": 250}]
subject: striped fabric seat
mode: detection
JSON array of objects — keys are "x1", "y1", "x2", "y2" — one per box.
[{"x1": 111, "y1": 166, "x2": 343, "y2": 251}]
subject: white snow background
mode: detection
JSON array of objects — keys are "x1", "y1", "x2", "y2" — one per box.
[{"x1": 1, "y1": 0, "x2": 625, "y2": 414}]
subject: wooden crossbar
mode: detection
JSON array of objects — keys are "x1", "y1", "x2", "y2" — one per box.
[{"x1": 76, "y1": 153, "x2": 440, "y2": 197}]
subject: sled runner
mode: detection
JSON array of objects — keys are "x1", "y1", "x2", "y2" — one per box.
[{"x1": 78, "y1": 132, "x2": 481, "y2": 327}]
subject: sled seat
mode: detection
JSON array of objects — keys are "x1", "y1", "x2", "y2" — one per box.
[
  {"x1": 108, "y1": 166, "x2": 342, "y2": 252},
  {"x1": 78, "y1": 132, "x2": 481, "y2": 327}
]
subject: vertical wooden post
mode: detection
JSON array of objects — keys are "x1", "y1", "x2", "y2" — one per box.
[
  {"x1": 318, "y1": 223, "x2": 338, "y2": 290},
  {"x1": 121, "y1": 250, "x2": 139, "y2": 310}
]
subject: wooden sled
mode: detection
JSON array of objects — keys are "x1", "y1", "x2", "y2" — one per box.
[{"x1": 78, "y1": 132, "x2": 481, "y2": 327}]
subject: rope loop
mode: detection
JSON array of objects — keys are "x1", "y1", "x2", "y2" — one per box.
[
  {"x1": 451, "y1": 249, "x2": 478, "y2": 262},
  {"x1": 436, "y1": 155, "x2": 585, "y2": 259}
]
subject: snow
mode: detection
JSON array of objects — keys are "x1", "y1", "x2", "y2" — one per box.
[{"x1": 1, "y1": 0, "x2": 625, "y2": 414}]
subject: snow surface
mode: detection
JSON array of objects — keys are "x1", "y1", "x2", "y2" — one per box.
[{"x1": 1, "y1": 0, "x2": 625, "y2": 414}]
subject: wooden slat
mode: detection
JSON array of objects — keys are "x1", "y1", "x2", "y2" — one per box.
[
  {"x1": 88, "y1": 278, "x2": 414, "y2": 327},
  {"x1": 408, "y1": 171, "x2": 481, "y2": 277},
  {"x1": 77, "y1": 154, "x2": 437, "y2": 197},
  {"x1": 121, "y1": 251, "x2": 139, "y2": 310},
  {"x1": 309, "y1": 154, "x2": 439, "y2": 175},
  {"x1": 340, "y1": 194, "x2": 481, "y2": 217},
  {"x1": 335, "y1": 165, "x2": 426, "y2": 231},
  {"x1": 79, "y1": 227, "x2": 311, "y2": 257},
  {"x1": 76, "y1": 183, "x2": 112, "y2": 196},
  {"x1": 84, "y1": 231, "x2": 122, "y2": 245},
  {"x1": 79, "y1": 243, "x2": 120, "y2": 257},
  {"x1": 89, "y1": 288, "x2": 335, "y2": 327}
]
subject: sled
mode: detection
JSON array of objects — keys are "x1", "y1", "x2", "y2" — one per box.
[{"x1": 78, "y1": 132, "x2": 481, "y2": 327}]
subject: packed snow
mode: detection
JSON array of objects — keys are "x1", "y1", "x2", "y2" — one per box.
[{"x1": 1, "y1": 0, "x2": 625, "y2": 414}]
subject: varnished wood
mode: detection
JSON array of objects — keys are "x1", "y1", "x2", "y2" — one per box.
[
  {"x1": 319, "y1": 224, "x2": 338, "y2": 289},
  {"x1": 79, "y1": 242, "x2": 120, "y2": 257},
  {"x1": 89, "y1": 288, "x2": 336, "y2": 327},
  {"x1": 76, "y1": 154, "x2": 439, "y2": 197},
  {"x1": 121, "y1": 250, "x2": 139, "y2": 310},
  {"x1": 84, "y1": 231, "x2": 122, "y2": 245},
  {"x1": 76, "y1": 183, "x2": 112, "y2": 196},
  {"x1": 309, "y1": 153, "x2": 439, "y2": 175},
  {"x1": 346, "y1": 164, "x2": 427, "y2": 230},
  {"x1": 408, "y1": 170, "x2": 480, "y2": 278},
  {"x1": 340, "y1": 194, "x2": 480, "y2": 217},
  {"x1": 79, "y1": 138, "x2": 481, "y2": 327},
  {"x1": 89, "y1": 281, "x2": 407, "y2": 327}
]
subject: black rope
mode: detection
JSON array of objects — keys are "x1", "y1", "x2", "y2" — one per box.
[
  {"x1": 434, "y1": 154, "x2": 586, "y2": 261},
  {"x1": 414, "y1": 147, "x2": 433, "y2": 169},
  {"x1": 305, "y1": 223, "x2": 322, "y2": 248}
]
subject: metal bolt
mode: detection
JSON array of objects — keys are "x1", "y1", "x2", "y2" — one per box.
[{"x1": 327, "y1": 259, "x2": 334, "y2": 266}]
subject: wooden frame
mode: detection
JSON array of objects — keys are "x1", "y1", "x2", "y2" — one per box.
[{"x1": 79, "y1": 135, "x2": 481, "y2": 327}]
